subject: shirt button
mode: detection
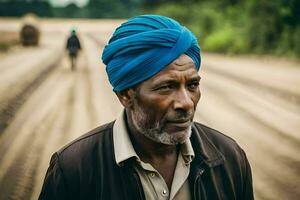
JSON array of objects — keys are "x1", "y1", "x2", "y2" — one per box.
[
  {"x1": 149, "y1": 172, "x2": 156, "y2": 177},
  {"x1": 162, "y1": 189, "x2": 168, "y2": 196}
]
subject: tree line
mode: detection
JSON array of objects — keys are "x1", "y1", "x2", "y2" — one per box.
[
  {"x1": 0, "y1": 0, "x2": 142, "y2": 18},
  {"x1": 0, "y1": 0, "x2": 299, "y2": 57},
  {"x1": 150, "y1": 0, "x2": 300, "y2": 57}
]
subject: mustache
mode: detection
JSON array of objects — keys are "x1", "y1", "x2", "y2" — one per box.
[{"x1": 166, "y1": 110, "x2": 194, "y2": 122}]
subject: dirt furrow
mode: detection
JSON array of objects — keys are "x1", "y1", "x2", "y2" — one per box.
[
  {"x1": 0, "y1": 66, "x2": 73, "y2": 173},
  {"x1": 0, "y1": 48, "x2": 42, "y2": 73},
  {"x1": 0, "y1": 56, "x2": 73, "y2": 199},
  {"x1": 205, "y1": 70, "x2": 300, "y2": 144},
  {"x1": 205, "y1": 65, "x2": 300, "y2": 107},
  {"x1": 197, "y1": 80, "x2": 300, "y2": 199},
  {"x1": 0, "y1": 47, "x2": 63, "y2": 134},
  {"x1": 0, "y1": 104, "x2": 59, "y2": 200},
  {"x1": 201, "y1": 76, "x2": 300, "y2": 166},
  {"x1": 31, "y1": 96, "x2": 72, "y2": 200},
  {"x1": 202, "y1": 53, "x2": 300, "y2": 97}
]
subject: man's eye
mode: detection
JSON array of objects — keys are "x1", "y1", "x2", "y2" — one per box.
[
  {"x1": 188, "y1": 82, "x2": 199, "y2": 90},
  {"x1": 157, "y1": 85, "x2": 174, "y2": 91}
]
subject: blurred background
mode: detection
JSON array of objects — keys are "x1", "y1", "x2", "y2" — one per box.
[{"x1": 0, "y1": 0, "x2": 299, "y2": 200}]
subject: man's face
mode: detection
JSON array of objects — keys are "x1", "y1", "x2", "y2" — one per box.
[{"x1": 130, "y1": 54, "x2": 201, "y2": 145}]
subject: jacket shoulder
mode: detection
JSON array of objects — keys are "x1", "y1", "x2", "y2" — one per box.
[
  {"x1": 194, "y1": 122, "x2": 237, "y2": 143},
  {"x1": 193, "y1": 122, "x2": 253, "y2": 199},
  {"x1": 41, "y1": 122, "x2": 118, "y2": 199},
  {"x1": 54, "y1": 121, "x2": 115, "y2": 170},
  {"x1": 58, "y1": 122, "x2": 114, "y2": 154},
  {"x1": 193, "y1": 122, "x2": 247, "y2": 161}
]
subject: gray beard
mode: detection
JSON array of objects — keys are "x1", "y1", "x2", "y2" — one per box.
[{"x1": 131, "y1": 107, "x2": 192, "y2": 145}]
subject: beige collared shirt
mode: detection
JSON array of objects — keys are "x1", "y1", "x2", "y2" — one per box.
[{"x1": 113, "y1": 111, "x2": 195, "y2": 200}]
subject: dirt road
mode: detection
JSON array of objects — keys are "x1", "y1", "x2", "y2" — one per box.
[{"x1": 0, "y1": 19, "x2": 299, "y2": 200}]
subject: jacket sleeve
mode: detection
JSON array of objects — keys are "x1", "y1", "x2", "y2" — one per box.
[
  {"x1": 241, "y1": 150, "x2": 254, "y2": 200},
  {"x1": 38, "y1": 153, "x2": 68, "y2": 200},
  {"x1": 76, "y1": 37, "x2": 81, "y2": 49}
]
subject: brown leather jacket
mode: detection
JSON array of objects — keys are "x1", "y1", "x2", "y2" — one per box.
[{"x1": 39, "y1": 122, "x2": 254, "y2": 200}]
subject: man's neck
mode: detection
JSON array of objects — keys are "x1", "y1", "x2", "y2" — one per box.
[
  {"x1": 125, "y1": 111, "x2": 179, "y2": 190},
  {"x1": 131, "y1": 129, "x2": 178, "y2": 163}
]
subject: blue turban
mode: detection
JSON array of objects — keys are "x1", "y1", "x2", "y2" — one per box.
[{"x1": 102, "y1": 15, "x2": 201, "y2": 92}]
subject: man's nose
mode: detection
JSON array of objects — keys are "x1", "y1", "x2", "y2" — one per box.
[{"x1": 173, "y1": 88, "x2": 194, "y2": 111}]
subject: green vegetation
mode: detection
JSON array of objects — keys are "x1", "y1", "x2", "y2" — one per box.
[
  {"x1": 150, "y1": 0, "x2": 300, "y2": 57},
  {"x1": 0, "y1": 0, "x2": 142, "y2": 19}
]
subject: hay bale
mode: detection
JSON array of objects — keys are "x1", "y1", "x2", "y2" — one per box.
[
  {"x1": 20, "y1": 24, "x2": 40, "y2": 46},
  {"x1": 20, "y1": 13, "x2": 40, "y2": 46}
]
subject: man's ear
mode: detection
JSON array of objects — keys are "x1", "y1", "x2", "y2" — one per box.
[{"x1": 116, "y1": 89, "x2": 136, "y2": 108}]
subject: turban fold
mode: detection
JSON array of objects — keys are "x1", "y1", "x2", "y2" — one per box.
[{"x1": 102, "y1": 15, "x2": 201, "y2": 92}]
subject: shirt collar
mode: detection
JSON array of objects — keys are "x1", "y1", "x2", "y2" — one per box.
[
  {"x1": 113, "y1": 110, "x2": 195, "y2": 166},
  {"x1": 113, "y1": 111, "x2": 139, "y2": 166},
  {"x1": 180, "y1": 139, "x2": 195, "y2": 165}
]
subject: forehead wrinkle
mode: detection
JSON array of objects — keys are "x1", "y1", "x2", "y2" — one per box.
[
  {"x1": 140, "y1": 55, "x2": 198, "y2": 87},
  {"x1": 170, "y1": 60, "x2": 196, "y2": 73},
  {"x1": 151, "y1": 67, "x2": 199, "y2": 85},
  {"x1": 172, "y1": 62, "x2": 196, "y2": 72}
]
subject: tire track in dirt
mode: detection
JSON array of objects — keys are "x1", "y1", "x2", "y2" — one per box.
[
  {"x1": 203, "y1": 70, "x2": 300, "y2": 148},
  {"x1": 31, "y1": 91, "x2": 73, "y2": 200},
  {"x1": 0, "y1": 48, "x2": 37, "y2": 73},
  {"x1": 205, "y1": 64, "x2": 300, "y2": 106},
  {"x1": 197, "y1": 93, "x2": 300, "y2": 200},
  {"x1": 0, "y1": 56, "x2": 74, "y2": 199},
  {"x1": 0, "y1": 46, "x2": 64, "y2": 135},
  {"x1": 0, "y1": 64, "x2": 73, "y2": 176},
  {"x1": 0, "y1": 59, "x2": 67, "y2": 160},
  {"x1": 204, "y1": 82, "x2": 300, "y2": 185},
  {"x1": 0, "y1": 104, "x2": 58, "y2": 200}
]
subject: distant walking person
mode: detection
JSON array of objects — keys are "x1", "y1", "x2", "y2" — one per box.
[{"x1": 66, "y1": 29, "x2": 81, "y2": 71}]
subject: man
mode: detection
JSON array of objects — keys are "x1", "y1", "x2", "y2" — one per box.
[
  {"x1": 39, "y1": 15, "x2": 254, "y2": 200},
  {"x1": 66, "y1": 29, "x2": 81, "y2": 71}
]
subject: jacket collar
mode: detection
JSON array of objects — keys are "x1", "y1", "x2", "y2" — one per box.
[{"x1": 190, "y1": 123, "x2": 225, "y2": 168}]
